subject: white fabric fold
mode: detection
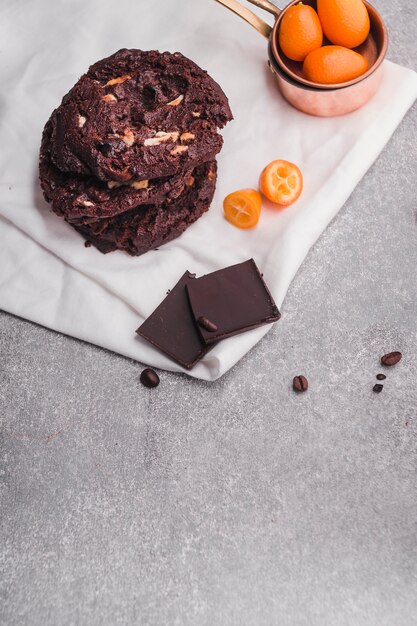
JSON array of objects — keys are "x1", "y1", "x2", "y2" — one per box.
[{"x1": 1, "y1": 0, "x2": 416, "y2": 380}]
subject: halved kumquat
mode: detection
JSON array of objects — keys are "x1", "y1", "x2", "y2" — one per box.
[
  {"x1": 259, "y1": 160, "x2": 303, "y2": 206},
  {"x1": 223, "y1": 188, "x2": 262, "y2": 229}
]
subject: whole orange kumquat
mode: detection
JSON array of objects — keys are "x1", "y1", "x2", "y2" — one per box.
[
  {"x1": 303, "y1": 45, "x2": 369, "y2": 84},
  {"x1": 317, "y1": 0, "x2": 370, "y2": 48},
  {"x1": 278, "y1": 3, "x2": 323, "y2": 62}
]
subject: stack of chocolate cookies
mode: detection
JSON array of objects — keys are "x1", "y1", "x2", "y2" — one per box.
[{"x1": 39, "y1": 49, "x2": 232, "y2": 255}]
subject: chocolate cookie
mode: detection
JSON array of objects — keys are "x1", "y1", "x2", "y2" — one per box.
[
  {"x1": 39, "y1": 119, "x2": 195, "y2": 222},
  {"x1": 47, "y1": 49, "x2": 232, "y2": 182},
  {"x1": 71, "y1": 161, "x2": 217, "y2": 256}
]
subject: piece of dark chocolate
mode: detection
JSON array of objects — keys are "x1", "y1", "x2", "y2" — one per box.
[
  {"x1": 186, "y1": 259, "x2": 280, "y2": 345},
  {"x1": 136, "y1": 272, "x2": 211, "y2": 369}
]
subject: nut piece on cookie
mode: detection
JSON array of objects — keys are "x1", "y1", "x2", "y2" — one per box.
[
  {"x1": 105, "y1": 74, "x2": 131, "y2": 86},
  {"x1": 122, "y1": 129, "x2": 135, "y2": 147},
  {"x1": 102, "y1": 93, "x2": 117, "y2": 103},
  {"x1": 170, "y1": 145, "x2": 188, "y2": 155},
  {"x1": 130, "y1": 180, "x2": 149, "y2": 190},
  {"x1": 78, "y1": 115, "x2": 87, "y2": 128},
  {"x1": 180, "y1": 132, "x2": 195, "y2": 143},
  {"x1": 107, "y1": 181, "x2": 122, "y2": 189},
  {"x1": 167, "y1": 94, "x2": 184, "y2": 106},
  {"x1": 144, "y1": 131, "x2": 179, "y2": 147}
]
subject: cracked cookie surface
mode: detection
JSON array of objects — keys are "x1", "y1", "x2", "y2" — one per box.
[{"x1": 47, "y1": 49, "x2": 232, "y2": 182}]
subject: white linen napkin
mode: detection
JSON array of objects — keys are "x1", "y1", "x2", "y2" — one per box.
[{"x1": 1, "y1": 0, "x2": 416, "y2": 381}]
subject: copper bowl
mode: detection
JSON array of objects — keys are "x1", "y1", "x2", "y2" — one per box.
[
  {"x1": 267, "y1": 45, "x2": 385, "y2": 116},
  {"x1": 214, "y1": 0, "x2": 388, "y2": 116}
]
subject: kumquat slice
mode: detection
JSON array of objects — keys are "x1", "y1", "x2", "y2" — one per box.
[
  {"x1": 259, "y1": 160, "x2": 303, "y2": 206},
  {"x1": 223, "y1": 188, "x2": 262, "y2": 229}
]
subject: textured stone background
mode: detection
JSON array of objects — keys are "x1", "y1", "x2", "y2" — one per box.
[{"x1": 1, "y1": 0, "x2": 417, "y2": 624}]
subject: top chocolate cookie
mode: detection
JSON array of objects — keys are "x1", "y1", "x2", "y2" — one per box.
[{"x1": 48, "y1": 49, "x2": 233, "y2": 182}]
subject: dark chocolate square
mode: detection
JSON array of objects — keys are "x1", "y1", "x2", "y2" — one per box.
[
  {"x1": 186, "y1": 259, "x2": 281, "y2": 345},
  {"x1": 136, "y1": 272, "x2": 211, "y2": 370}
]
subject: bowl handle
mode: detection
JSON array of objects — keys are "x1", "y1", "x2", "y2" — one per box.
[
  {"x1": 213, "y1": 0, "x2": 273, "y2": 39},
  {"x1": 246, "y1": 0, "x2": 282, "y2": 17}
]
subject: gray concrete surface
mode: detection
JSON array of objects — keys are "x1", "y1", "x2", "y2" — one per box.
[{"x1": 1, "y1": 1, "x2": 417, "y2": 624}]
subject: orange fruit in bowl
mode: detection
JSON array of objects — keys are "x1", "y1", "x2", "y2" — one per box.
[
  {"x1": 259, "y1": 160, "x2": 303, "y2": 207},
  {"x1": 278, "y1": 4, "x2": 323, "y2": 62},
  {"x1": 303, "y1": 45, "x2": 369, "y2": 84},
  {"x1": 317, "y1": 0, "x2": 370, "y2": 48}
]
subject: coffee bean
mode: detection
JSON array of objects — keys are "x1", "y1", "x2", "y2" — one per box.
[
  {"x1": 381, "y1": 351, "x2": 402, "y2": 366},
  {"x1": 376, "y1": 373, "x2": 386, "y2": 381},
  {"x1": 293, "y1": 375, "x2": 308, "y2": 392},
  {"x1": 198, "y1": 316, "x2": 218, "y2": 332},
  {"x1": 140, "y1": 368, "x2": 160, "y2": 388},
  {"x1": 373, "y1": 383, "x2": 383, "y2": 393}
]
